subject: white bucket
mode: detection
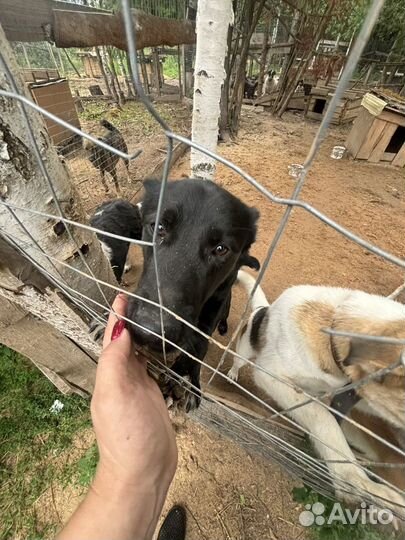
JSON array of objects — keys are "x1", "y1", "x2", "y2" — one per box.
[
  {"x1": 331, "y1": 146, "x2": 345, "y2": 159},
  {"x1": 288, "y1": 164, "x2": 304, "y2": 179}
]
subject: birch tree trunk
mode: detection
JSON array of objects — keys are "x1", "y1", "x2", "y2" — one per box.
[
  {"x1": 0, "y1": 22, "x2": 116, "y2": 330},
  {"x1": 190, "y1": 0, "x2": 233, "y2": 180}
]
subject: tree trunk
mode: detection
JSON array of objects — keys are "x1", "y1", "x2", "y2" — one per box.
[
  {"x1": 101, "y1": 46, "x2": 120, "y2": 105},
  {"x1": 138, "y1": 50, "x2": 150, "y2": 94},
  {"x1": 274, "y1": 2, "x2": 336, "y2": 117},
  {"x1": 219, "y1": 21, "x2": 234, "y2": 140},
  {"x1": 95, "y1": 45, "x2": 113, "y2": 97},
  {"x1": 271, "y1": 8, "x2": 301, "y2": 114},
  {"x1": 152, "y1": 48, "x2": 161, "y2": 96},
  {"x1": 0, "y1": 22, "x2": 116, "y2": 334},
  {"x1": 257, "y1": 11, "x2": 271, "y2": 97},
  {"x1": 228, "y1": 0, "x2": 266, "y2": 136},
  {"x1": 191, "y1": 0, "x2": 233, "y2": 179},
  {"x1": 106, "y1": 46, "x2": 124, "y2": 105},
  {"x1": 119, "y1": 50, "x2": 134, "y2": 98}
]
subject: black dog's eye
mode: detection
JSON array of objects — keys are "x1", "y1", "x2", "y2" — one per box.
[
  {"x1": 150, "y1": 222, "x2": 166, "y2": 237},
  {"x1": 213, "y1": 244, "x2": 228, "y2": 256}
]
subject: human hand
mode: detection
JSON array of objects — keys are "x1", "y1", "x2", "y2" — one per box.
[
  {"x1": 57, "y1": 294, "x2": 177, "y2": 540},
  {"x1": 91, "y1": 293, "x2": 178, "y2": 494}
]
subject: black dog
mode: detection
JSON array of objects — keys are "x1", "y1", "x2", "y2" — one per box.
[
  {"x1": 127, "y1": 179, "x2": 259, "y2": 411},
  {"x1": 90, "y1": 199, "x2": 142, "y2": 283},
  {"x1": 244, "y1": 76, "x2": 258, "y2": 99},
  {"x1": 85, "y1": 119, "x2": 129, "y2": 193}
]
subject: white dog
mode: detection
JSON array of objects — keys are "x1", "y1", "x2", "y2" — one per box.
[{"x1": 228, "y1": 270, "x2": 405, "y2": 517}]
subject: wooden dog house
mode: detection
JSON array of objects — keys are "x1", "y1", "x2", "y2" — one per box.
[
  {"x1": 28, "y1": 76, "x2": 81, "y2": 148},
  {"x1": 77, "y1": 51, "x2": 102, "y2": 78},
  {"x1": 345, "y1": 91, "x2": 405, "y2": 167},
  {"x1": 305, "y1": 82, "x2": 364, "y2": 125}
]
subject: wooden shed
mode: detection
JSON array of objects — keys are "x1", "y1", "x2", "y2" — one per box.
[
  {"x1": 28, "y1": 77, "x2": 81, "y2": 147},
  {"x1": 345, "y1": 91, "x2": 405, "y2": 167},
  {"x1": 77, "y1": 51, "x2": 102, "y2": 78},
  {"x1": 305, "y1": 83, "x2": 364, "y2": 125}
]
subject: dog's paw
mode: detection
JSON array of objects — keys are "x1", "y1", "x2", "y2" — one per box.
[
  {"x1": 227, "y1": 364, "x2": 240, "y2": 382},
  {"x1": 338, "y1": 475, "x2": 405, "y2": 521},
  {"x1": 217, "y1": 319, "x2": 228, "y2": 335},
  {"x1": 161, "y1": 373, "x2": 201, "y2": 413}
]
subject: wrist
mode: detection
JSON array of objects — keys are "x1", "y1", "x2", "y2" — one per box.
[{"x1": 90, "y1": 464, "x2": 169, "y2": 540}]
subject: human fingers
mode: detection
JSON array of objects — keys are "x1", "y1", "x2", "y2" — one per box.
[{"x1": 103, "y1": 293, "x2": 129, "y2": 349}]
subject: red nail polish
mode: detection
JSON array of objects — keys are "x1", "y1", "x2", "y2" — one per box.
[{"x1": 111, "y1": 319, "x2": 125, "y2": 341}]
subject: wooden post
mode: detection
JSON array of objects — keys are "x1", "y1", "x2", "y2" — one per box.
[
  {"x1": 0, "y1": 22, "x2": 116, "y2": 389},
  {"x1": 47, "y1": 42, "x2": 59, "y2": 72},
  {"x1": 177, "y1": 45, "x2": 183, "y2": 98},
  {"x1": 152, "y1": 47, "x2": 161, "y2": 95},
  {"x1": 21, "y1": 43, "x2": 31, "y2": 69},
  {"x1": 139, "y1": 50, "x2": 150, "y2": 94}
]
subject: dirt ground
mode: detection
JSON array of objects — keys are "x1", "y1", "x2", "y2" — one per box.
[
  {"x1": 60, "y1": 104, "x2": 405, "y2": 539},
  {"x1": 65, "y1": 93, "x2": 191, "y2": 215},
  {"x1": 169, "y1": 105, "x2": 405, "y2": 405},
  {"x1": 36, "y1": 423, "x2": 304, "y2": 540}
]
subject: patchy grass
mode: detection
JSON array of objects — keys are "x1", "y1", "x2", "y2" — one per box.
[
  {"x1": 79, "y1": 100, "x2": 188, "y2": 138},
  {"x1": 293, "y1": 486, "x2": 396, "y2": 540},
  {"x1": 163, "y1": 56, "x2": 179, "y2": 79},
  {"x1": 0, "y1": 345, "x2": 92, "y2": 539}
]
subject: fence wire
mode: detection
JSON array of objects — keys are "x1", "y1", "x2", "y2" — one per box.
[{"x1": 0, "y1": 0, "x2": 405, "y2": 523}]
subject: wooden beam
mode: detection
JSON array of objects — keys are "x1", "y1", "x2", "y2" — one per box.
[
  {"x1": 0, "y1": 0, "x2": 109, "y2": 42},
  {"x1": 52, "y1": 9, "x2": 195, "y2": 51},
  {"x1": 0, "y1": 1, "x2": 196, "y2": 50},
  {"x1": 0, "y1": 296, "x2": 97, "y2": 396}
]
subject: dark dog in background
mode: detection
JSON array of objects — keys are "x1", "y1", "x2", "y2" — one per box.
[
  {"x1": 84, "y1": 119, "x2": 129, "y2": 193},
  {"x1": 244, "y1": 75, "x2": 258, "y2": 99},
  {"x1": 127, "y1": 178, "x2": 260, "y2": 410},
  {"x1": 90, "y1": 199, "x2": 142, "y2": 283}
]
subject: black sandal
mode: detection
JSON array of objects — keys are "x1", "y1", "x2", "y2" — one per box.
[{"x1": 157, "y1": 505, "x2": 187, "y2": 540}]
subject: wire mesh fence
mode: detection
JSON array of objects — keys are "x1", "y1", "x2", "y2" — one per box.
[{"x1": 1, "y1": 0, "x2": 405, "y2": 525}]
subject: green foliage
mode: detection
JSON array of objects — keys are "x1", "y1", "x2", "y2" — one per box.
[
  {"x1": 76, "y1": 444, "x2": 99, "y2": 487},
  {"x1": 0, "y1": 345, "x2": 91, "y2": 539},
  {"x1": 327, "y1": 0, "x2": 405, "y2": 55},
  {"x1": 292, "y1": 486, "x2": 395, "y2": 540},
  {"x1": 163, "y1": 55, "x2": 179, "y2": 79}
]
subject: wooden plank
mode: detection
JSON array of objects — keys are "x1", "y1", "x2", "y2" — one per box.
[
  {"x1": 345, "y1": 108, "x2": 374, "y2": 158},
  {"x1": 368, "y1": 122, "x2": 397, "y2": 163},
  {"x1": 378, "y1": 109, "x2": 405, "y2": 128},
  {"x1": 0, "y1": 297, "x2": 96, "y2": 396},
  {"x1": 356, "y1": 118, "x2": 387, "y2": 160},
  {"x1": 381, "y1": 152, "x2": 396, "y2": 162},
  {"x1": 392, "y1": 144, "x2": 405, "y2": 167},
  {"x1": 30, "y1": 80, "x2": 81, "y2": 145}
]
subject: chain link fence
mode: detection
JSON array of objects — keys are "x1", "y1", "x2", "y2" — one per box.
[{"x1": 0, "y1": 0, "x2": 404, "y2": 523}]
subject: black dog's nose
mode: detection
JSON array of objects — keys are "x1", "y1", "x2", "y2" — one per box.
[{"x1": 129, "y1": 313, "x2": 180, "y2": 352}]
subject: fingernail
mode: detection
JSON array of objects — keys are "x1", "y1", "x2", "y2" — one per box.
[{"x1": 111, "y1": 319, "x2": 126, "y2": 341}]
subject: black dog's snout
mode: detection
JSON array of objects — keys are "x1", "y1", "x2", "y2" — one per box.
[{"x1": 128, "y1": 300, "x2": 182, "y2": 352}]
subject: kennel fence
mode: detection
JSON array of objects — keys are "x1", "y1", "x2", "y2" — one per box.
[{"x1": 0, "y1": 0, "x2": 404, "y2": 522}]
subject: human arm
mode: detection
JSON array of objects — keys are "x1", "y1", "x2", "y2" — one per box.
[{"x1": 56, "y1": 293, "x2": 177, "y2": 540}]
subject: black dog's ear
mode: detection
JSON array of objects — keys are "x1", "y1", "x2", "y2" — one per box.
[
  {"x1": 238, "y1": 253, "x2": 260, "y2": 271},
  {"x1": 249, "y1": 207, "x2": 260, "y2": 226}
]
